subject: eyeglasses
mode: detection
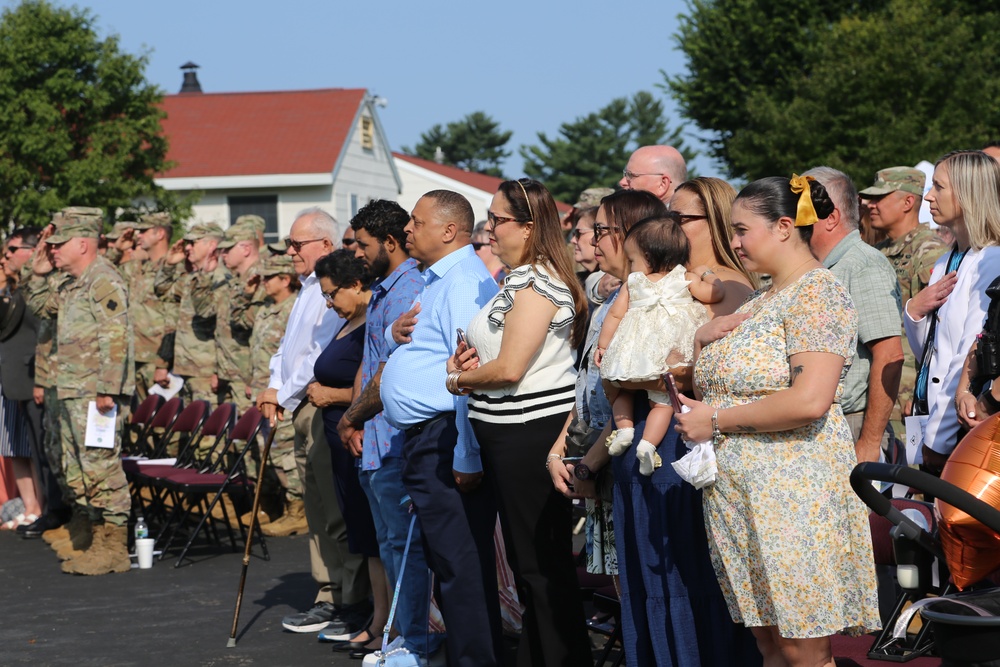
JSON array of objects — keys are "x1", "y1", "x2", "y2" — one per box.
[
  {"x1": 3, "y1": 245, "x2": 35, "y2": 254},
  {"x1": 571, "y1": 228, "x2": 595, "y2": 241},
  {"x1": 622, "y1": 168, "x2": 666, "y2": 183},
  {"x1": 486, "y1": 211, "x2": 527, "y2": 231},
  {"x1": 284, "y1": 237, "x2": 326, "y2": 252},
  {"x1": 342, "y1": 238, "x2": 357, "y2": 247},
  {"x1": 676, "y1": 214, "x2": 707, "y2": 225},
  {"x1": 321, "y1": 287, "x2": 341, "y2": 305},
  {"x1": 592, "y1": 224, "x2": 620, "y2": 241}
]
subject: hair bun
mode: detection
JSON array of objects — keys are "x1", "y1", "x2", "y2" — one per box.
[{"x1": 808, "y1": 180, "x2": 835, "y2": 220}]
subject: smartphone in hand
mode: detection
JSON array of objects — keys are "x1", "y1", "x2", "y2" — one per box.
[
  {"x1": 456, "y1": 328, "x2": 467, "y2": 347},
  {"x1": 663, "y1": 372, "x2": 684, "y2": 413}
]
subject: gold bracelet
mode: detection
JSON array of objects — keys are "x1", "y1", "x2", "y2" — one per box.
[{"x1": 446, "y1": 370, "x2": 464, "y2": 396}]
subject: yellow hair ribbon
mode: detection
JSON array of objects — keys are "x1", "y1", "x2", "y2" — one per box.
[{"x1": 789, "y1": 174, "x2": 818, "y2": 227}]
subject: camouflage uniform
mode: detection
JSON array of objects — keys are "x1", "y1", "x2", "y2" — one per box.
[
  {"x1": 122, "y1": 214, "x2": 180, "y2": 399},
  {"x1": 47, "y1": 214, "x2": 135, "y2": 528},
  {"x1": 247, "y1": 254, "x2": 300, "y2": 500},
  {"x1": 155, "y1": 222, "x2": 225, "y2": 405},
  {"x1": 23, "y1": 257, "x2": 75, "y2": 505},
  {"x1": 863, "y1": 167, "x2": 949, "y2": 433},
  {"x1": 215, "y1": 221, "x2": 264, "y2": 414}
]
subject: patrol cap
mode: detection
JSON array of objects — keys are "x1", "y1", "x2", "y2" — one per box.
[
  {"x1": 573, "y1": 187, "x2": 615, "y2": 209},
  {"x1": 103, "y1": 221, "x2": 136, "y2": 240},
  {"x1": 134, "y1": 211, "x2": 172, "y2": 231},
  {"x1": 217, "y1": 221, "x2": 260, "y2": 249},
  {"x1": 46, "y1": 207, "x2": 104, "y2": 244},
  {"x1": 859, "y1": 167, "x2": 926, "y2": 197},
  {"x1": 182, "y1": 221, "x2": 224, "y2": 242},
  {"x1": 266, "y1": 239, "x2": 288, "y2": 255},
  {"x1": 235, "y1": 214, "x2": 266, "y2": 236},
  {"x1": 259, "y1": 253, "x2": 296, "y2": 276}
]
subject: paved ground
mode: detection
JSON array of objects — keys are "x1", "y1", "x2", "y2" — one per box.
[
  {"x1": 0, "y1": 526, "x2": 945, "y2": 666},
  {"x1": 0, "y1": 531, "x2": 385, "y2": 666}
]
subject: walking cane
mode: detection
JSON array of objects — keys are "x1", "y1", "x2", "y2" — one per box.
[{"x1": 227, "y1": 417, "x2": 277, "y2": 648}]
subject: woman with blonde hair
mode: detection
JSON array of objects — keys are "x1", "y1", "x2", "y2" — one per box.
[
  {"x1": 448, "y1": 178, "x2": 592, "y2": 666},
  {"x1": 906, "y1": 150, "x2": 1000, "y2": 471}
]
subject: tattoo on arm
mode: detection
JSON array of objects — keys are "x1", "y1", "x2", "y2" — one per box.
[
  {"x1": 343, "y1": 366, "x2": 384, "y2": 425},
  {"x1": 734, "y1": 424, "x2": 758, "y2": 433},
  {"x1": 790, "y1": 364, "x2": 804, "y2": 385}
]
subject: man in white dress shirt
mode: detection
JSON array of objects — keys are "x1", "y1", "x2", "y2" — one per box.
[{"x1": 257, "y1": 207, "x2": 371, "y2": 634}]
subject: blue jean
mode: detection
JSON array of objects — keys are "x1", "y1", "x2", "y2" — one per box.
[{"x1": 360, "y1": 456, "x2": 442, "y2": 656}]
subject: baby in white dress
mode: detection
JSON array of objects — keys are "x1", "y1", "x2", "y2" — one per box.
[{"x1": 596, "y1": 215, "x2": 722, "y2": 475}]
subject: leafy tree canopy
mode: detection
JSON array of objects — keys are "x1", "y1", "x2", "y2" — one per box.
[
  {"x1": 668, "y1": 0, "x2": 1000, "y2": 184},
  {"x1": 520, "y1": 91, "x2": 696, "y2": 203},
  {"x1": 403, "y1": 111, "x2": 512, "y2": 178},
  {"x1": 0, "y1": 0, "x2": 190, "y2": 230}
]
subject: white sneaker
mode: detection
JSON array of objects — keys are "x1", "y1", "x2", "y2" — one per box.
[{"x1": 362, "y1": 636, "x2": 423, "y2": 666}]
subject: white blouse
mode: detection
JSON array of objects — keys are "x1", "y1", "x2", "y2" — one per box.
[{"x1": 466, "y1": 264, "x2": 577, "y2": 425}]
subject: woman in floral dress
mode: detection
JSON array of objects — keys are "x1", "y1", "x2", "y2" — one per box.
[{"x1": 675, "y1": 175, "x2": 880, "y2": 667}]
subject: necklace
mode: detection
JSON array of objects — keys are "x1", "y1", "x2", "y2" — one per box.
[{"x1": 765, "y1": 258, "x2": 816, "y2": 298}]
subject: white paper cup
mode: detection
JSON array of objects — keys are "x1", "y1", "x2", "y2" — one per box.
[{"x1": 136, "y1": 538, "x2": 155, "y2": 569}]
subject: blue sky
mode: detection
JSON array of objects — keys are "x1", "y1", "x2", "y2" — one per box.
[{"x1": 9, "y1": 0, "x2": 718, "y2": 177}]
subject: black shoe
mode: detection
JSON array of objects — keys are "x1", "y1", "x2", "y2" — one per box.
[
  {"x1": 324, "y1": 601, "x2": 374, "y2": 636},
  {"x1": 18, "y1": 513, "x2": 64, "y2": 539},
  {"x1": 348, "y1": 645, "x2": 377, "y2": 660}
]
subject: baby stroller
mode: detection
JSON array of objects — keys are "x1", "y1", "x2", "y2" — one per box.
[{"x1": 852, "y1": 461, "x2": 1000, "y2": 666}]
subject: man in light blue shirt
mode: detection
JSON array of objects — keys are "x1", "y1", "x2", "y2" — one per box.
[{"x1": 380, "y1": 190, "x2": 503, "y2": 666}]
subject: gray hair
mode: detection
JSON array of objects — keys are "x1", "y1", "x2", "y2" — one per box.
[
  {"x1": 294, "y1": 207, "x2": 340, "y2": 245},
  {"x1": 803, "y1": 166, "x2": 859, "y2": 230}
]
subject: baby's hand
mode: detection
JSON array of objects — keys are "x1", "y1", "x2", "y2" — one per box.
[{"x1": 594, "y1": 346, "x2": 605, "y2": 367}]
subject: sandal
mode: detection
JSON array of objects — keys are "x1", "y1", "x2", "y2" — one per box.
[{"x1": 1, "y1": 513, "x2": 39, "y2": 530}]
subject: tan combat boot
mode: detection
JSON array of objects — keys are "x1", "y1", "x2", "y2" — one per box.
[
  {"x1": 61, "y1": 523, "x2": 131, "y2": 575},
  {"x1": 42, "y1": 525, "x2": 70, "y2": 545},
  {"x1": 261, "y1": 499, "x2": 307, "y2": 537},
  {"x1": 52, "y1": 513, "x2": 93, "y2": 561}
]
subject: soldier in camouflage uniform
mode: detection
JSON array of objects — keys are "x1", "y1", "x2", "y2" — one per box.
[
  {"x1": 24, "y1": 211, "x2": 79, "y2": 549},
  {"x1": 43, "y1": 209, "x2": 135, "y2": 575},
  {"x1": 215, "y1": 219, "x2": 263, "y2": 414},
  {"x1": 155, "y1": 222, "x2": 225, "y2": 405},
  {"x1": 245, "y1": 254, "x2": 301, "y2": 523},
  {"x1": 862, "y1": 167, "x2": 949, "y2": 435},
  {"x1": 103, "y1": 220, "x2": 138, "y2": 267},
  {"x1": 120, "y1": 212, "x2": 179, "y2": 399}
]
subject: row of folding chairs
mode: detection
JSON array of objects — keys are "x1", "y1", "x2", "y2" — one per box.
[{"x1": 122, "y1": 395, "x2": 270, "y2": 567}]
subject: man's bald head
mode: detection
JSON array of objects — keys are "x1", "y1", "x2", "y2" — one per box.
[{"x1": 620, "y1": 145, "x2": 688, "y2": 202}]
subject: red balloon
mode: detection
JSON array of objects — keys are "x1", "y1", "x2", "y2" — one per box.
[{"x1": 937, "y1": 413, "x2": 1000, "y2": 589}]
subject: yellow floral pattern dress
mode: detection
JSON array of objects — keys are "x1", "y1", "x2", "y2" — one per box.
[{"x1": 694, "y1": 269, "x2": 880, "y2": 638}]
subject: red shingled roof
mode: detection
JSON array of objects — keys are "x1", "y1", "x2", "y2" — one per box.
[
  {"x1": 393, "y1": 152, "x2": 570, "y2": 212},
  {"x1": 159, "y1": 88, "x2": 367, "y2": 178}
]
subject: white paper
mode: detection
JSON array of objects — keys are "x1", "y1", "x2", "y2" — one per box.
[
  {"x1": 904, "y1": 415, "x2": 929, "y2": 465},
  {"x1": 85, "y1": 401, "x2": 117, "y2": 449},
  {"x1": 148, "y1": 373, "x2": 184, "y2": 400}
]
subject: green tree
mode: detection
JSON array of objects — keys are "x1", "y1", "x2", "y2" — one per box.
[
  {"x1": 0, "y1": 0, "x2": 190, "y2": 228},
  {"x1": 520, "y1": 91, "x2": 696, "y2": 203},
  {"x1": 667, "y1": 0, "x2": 1000, "y2": 183},
  {"x1": 403, "y1": 111, "x2": 512, "y2": 177}
]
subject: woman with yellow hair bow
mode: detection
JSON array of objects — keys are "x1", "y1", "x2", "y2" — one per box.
[{"x1": 675, "y1": 175, "x2": 880, "y2": 666}]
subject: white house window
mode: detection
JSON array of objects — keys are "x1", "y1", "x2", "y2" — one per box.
[{"x1": 229, "y1": 195, "x2": 279, "y2": 243}]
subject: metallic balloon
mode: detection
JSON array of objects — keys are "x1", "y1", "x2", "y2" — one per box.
[{"x1": 937, "y1": 413, "x2": 1000, "y2": 589}]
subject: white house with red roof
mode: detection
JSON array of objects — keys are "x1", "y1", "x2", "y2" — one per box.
[{"x1": 155, "y1": 79, "x2": 400, "y2": 240}]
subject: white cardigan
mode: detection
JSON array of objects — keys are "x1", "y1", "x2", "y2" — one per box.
[{"x1": 904, "y1": 245, "x2": 1000, "y2": 455}]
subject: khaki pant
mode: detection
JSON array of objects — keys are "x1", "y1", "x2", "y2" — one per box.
[{"x1": 293, "y1": 402, "x2": 369, "y2": 606}]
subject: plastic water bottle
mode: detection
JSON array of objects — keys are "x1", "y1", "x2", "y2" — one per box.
[{"x1": 135, "y1": 515, "x2": 149, "y2": 540}]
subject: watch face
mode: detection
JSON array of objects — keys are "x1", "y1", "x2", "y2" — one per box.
[{"x1": 574, "y1": 464, "x2": 591, "y2": 481}]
